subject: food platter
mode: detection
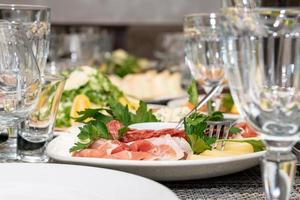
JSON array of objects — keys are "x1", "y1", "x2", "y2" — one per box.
[
  {"x1": 0, "y1": 163, "x2": 178, "y2": 200},
  {"x1": 47, "y1": 131, "x2": 265, "y2": 181}
]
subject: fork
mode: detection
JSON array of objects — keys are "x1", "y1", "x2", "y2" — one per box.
[
  {"x1": 206, "y1": 120, "x2": 234, "y2": 151},
  {"x1": 175, "y1": 84, "x2": 221, "y2": 129}
]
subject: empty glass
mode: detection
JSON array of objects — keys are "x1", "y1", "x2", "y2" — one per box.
[
  {"x1": 222, "y1": 7, "x2": 300, "y2": 199},
  {"x1": 17, "y1": 74, "x2": 65, "y2": 162},
  {"x1": 184, "y1": 13, "x2": 226, "y2": 113},
  {"x1": 0, "y1": 22, "x2": 41, "y2": 161}
]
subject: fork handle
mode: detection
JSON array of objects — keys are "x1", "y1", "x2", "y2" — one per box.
[{"x1": 176, "y1": 85, "x2": 221, "y2": 129}]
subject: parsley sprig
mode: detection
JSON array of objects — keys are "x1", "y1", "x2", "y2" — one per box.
[{"x1": 184, "y1": 112, "x2": 241, "y2": 154}]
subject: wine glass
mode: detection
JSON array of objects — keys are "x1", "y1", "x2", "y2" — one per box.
[
  {"x1": 0, "y1": 21, "x2": 41, "y2": 161},
  {"x1": 184, "y1": 13, "x2": 226, "y2": 113},
  {"x1": 222, "y1": 7, "x2": 300, "y2": 199},
  {"x1": 0, "y1": 4, "x2": 50, "y2": 75}
]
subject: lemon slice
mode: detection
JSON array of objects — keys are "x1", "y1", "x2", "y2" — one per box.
[{"x1": 70, "y1": 94, "x2": 91, "y2": 125}]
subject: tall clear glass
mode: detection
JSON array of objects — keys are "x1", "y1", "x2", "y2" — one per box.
[
  {"x1": 222, "y1": 7, "x2": 300, "y2": 199},
  {"x1": 184, "y1": 13, "x2": 226, "y2": 113},
  {"x1": 0, "y1": 4, "x2": 50, "y2": 160},
  {"x1": 0, "y1": 4, "x2": 51, "y2": 74},
  {"x1": 0, "y1": 21, "x2": 41, "y2": 161}
]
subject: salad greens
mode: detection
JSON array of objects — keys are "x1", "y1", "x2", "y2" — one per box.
[
  {"x1": 101, "y1": 49, "x2": 147, "y2": 77},
  {"x1": 70, "y1": 99, "x2": 159, "y2": 152},
  {"x1": 56, "y1": 67, "x2": 124, "y2": 128}
]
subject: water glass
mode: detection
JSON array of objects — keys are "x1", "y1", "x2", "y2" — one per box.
[
  {"x1": 0, "y1": 4, "x2": 50, "y2": 161},
  {"x1": 17, "y1": 74, "x2": 65, "y2": 162},
  {"x1": 222, "y1": 7, "x2": 300, "y2": 199},
  {"x1": 184, "y1": 13, "x2": 226, "y2": 113},
  {"x1": 0, "y1": 22, "x2": 41, "y2": 162}
]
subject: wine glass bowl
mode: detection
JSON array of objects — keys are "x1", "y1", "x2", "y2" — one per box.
[
  {"x1": 0, "y1": 22, "x2": 41, "y2": 128},
  {"x1": 222, "y1": 7, "x2": 300, "y2": 199},
  {"x1": 184, "y1": 13, "x2": 226, "y2": 112}
]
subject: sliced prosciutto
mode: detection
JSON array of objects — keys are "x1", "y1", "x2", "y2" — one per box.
[
  {"x1": 122, "y1": 128, "x2": 186, "y2": 143},
  {"x1": 105, "y1": 120, "x2": 186, "y2": 142},
  {"x1": 73, "y1": 134, "x2": 192, "y2": 161}
]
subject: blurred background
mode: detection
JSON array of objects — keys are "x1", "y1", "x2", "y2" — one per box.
[{"x1": 1, "y1": 0, "x2": 299, "y2": 71}]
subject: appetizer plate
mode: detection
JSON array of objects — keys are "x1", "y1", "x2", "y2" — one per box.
[
  {"x1": 0, "y1": 163, "x2": 178, "y2": 200},
  {"x1": 47, "y1": 124, "x2": 265, "y2": 181}
]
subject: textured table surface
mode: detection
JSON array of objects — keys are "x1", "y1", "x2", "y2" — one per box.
[{"x1": 163, "y1": 166, "x2": 300, "y2": 200}]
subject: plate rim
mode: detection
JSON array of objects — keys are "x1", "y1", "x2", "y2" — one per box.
[{"x1": 0, "y1": 163, "x2": 179, "y2": 200}]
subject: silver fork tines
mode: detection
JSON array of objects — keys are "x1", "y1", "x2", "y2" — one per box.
[{"x1": 206, "y1": 121, "x2": 233, "y2": 151}]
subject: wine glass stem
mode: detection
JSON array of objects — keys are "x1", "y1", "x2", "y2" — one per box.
[{"x1": 262, "y1": 151, "x2": 296, "y2": 200}]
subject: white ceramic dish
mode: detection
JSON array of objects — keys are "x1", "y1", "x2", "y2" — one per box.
[
  {"x1": 47, "y1": 123, "x2": 264, "y2": 181},
  {"x1": 0, "y1": 163, "x2": 178, "y2": 200}
]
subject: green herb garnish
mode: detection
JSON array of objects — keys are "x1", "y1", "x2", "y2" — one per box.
[
  {"x1": 69, "y1": 120, "x2": 111, "y2": 152},
  {"x1": 184, "y1": 112, "x2": 241, "y2": 154},
  {"x1": 187, "y1": 80, "x2": 198, "y2": 107}
]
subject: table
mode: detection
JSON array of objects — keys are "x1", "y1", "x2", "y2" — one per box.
[{"x1": 163, "y1": 166, "x2": 300, "y2": 200}]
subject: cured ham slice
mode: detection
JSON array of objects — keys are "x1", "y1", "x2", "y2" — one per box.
[
  {"x1": 73, "y1": 134, "x2": 192, "y2": 161},
  {"x1": 122, "y1": 128, "x2": 186, "y2": 143},
  {"x1": 106, "y1": 120, "x2": 124, "y2": 139},
  {"x1": 105, "y1": 120, "x2": 186, "y2": 142}
]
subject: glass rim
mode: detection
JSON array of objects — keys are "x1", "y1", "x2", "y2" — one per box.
[
  {"x1": 184, "y1": 12, "x2": 221, "y2": 19},
  {"x1": 0, "y1": 4, "x2": 49, "y2": 11}
]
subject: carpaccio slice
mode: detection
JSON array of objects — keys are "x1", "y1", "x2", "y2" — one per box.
[{"x1": 73, "y1": 134, "x2": 192, "y2": 161}]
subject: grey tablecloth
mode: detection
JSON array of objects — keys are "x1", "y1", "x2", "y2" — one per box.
[{"x1": 163, "y1": 167, "x2": 300, "y2": 200}]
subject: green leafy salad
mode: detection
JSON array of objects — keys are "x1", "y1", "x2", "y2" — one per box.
[
  {"x1": 56, "y1": 66, "x2": 124, "y2": 128},
  {"x1": 101, "y1": 49, "x2": 150, "y2": 77},
  {"x1": 69, "y1": 98, "x2": 265, "y2": 154}
]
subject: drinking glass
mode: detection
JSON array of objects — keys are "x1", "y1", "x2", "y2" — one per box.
[
  {"x1": 184, "y1": 13, "x2": 226, "y2": 113},
  {"x1": 222, "y1": 7, "x2": 300, "y2": 199},
  {"x1": 0, "y1": 21, "x2": 41, "y2": 161},
  {"x1": 0, "y1": 4, "x2": 50, "y2": 160},
  {"x1": 0, "y1": 4, "x2": 51, "y2": 74},
  {"x1": 17, "y1": 73, "x2": 65, "y2": 162}
]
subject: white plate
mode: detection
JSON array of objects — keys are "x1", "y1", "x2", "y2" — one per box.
[
  {"x1": 47, "y1": 126, "x2": 265, "y2": 181},
  {"x1": 0, "y1": 163, "x2": 178, "y2": 200},
  {"x1": 167, "y1": 97, "x2": 241, "y2": 120}
]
